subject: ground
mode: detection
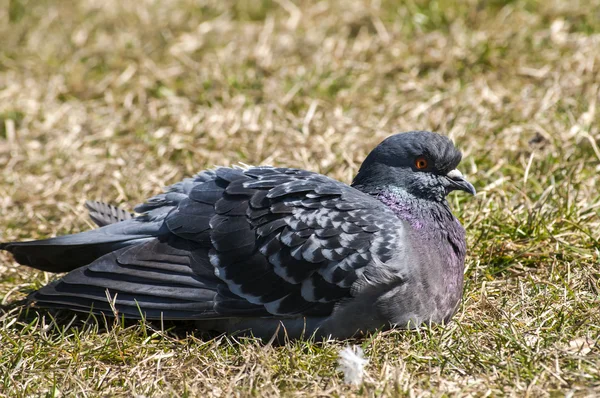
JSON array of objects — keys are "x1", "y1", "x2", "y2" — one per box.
[{"x1": 0, "y1": 0, "x2": 599, "y2": 396}]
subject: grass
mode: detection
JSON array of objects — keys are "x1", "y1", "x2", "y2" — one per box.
[{"x1": 1, "y1": 0, "x2": 600, "y2": 395}]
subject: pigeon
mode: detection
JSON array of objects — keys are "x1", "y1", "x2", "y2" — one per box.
[{"x1": 0, "y1": 131, "x2": 475, "y2": 339}]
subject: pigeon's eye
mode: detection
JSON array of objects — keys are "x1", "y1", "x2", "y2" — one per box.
[{"x1": 415, "y1": 156, "x2": 428, "y2": 170}]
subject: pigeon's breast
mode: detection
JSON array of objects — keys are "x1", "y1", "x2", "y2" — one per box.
[
  {"x1": 373, "y1": 190, "x2": 466, "y2": 325},
  {"x1": 410, "y1": 222, "x2": 465, "y2": 322}
]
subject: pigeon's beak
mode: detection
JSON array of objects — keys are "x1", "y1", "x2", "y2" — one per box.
[{"x1": 445, "y1": 169, "x2": 476, "y2": 195}]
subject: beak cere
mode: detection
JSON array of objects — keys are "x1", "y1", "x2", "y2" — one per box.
[{"x1": 445, "y1": 169, "x2": 476, "y2": 195}]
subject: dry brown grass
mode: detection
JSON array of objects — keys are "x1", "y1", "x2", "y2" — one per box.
[{"x1": 1, "y1": 0, "x2": 600, "y2": 396}]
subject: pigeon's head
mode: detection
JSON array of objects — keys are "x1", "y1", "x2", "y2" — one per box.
[{"x1": 352, "y1": 131, "x2": 475, "y2": 201}]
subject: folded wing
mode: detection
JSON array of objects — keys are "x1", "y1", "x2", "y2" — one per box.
[{"x1": 26, "y1": 166, "x2": 405, "y2": 320}]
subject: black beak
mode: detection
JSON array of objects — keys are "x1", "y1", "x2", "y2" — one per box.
[{"x1": 445, "y1": 169, "x2": 476, "y2": 195}]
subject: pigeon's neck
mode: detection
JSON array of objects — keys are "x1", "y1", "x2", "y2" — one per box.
[
  {"x1": 374, "y1": 186, "x2": 466, "y2": 260},
  {"x1": 374, "y1": 187, "x2": 450, "y2": 224}
]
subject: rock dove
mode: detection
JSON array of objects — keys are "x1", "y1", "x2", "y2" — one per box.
[{"x1": 0, "y1": 131, "x2": 475, "y2": 339}]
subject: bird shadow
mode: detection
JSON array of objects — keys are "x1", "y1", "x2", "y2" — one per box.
[
  {"x1": 0, "y1": 301, "x2": 369, "y2": 348},
  {"x1": 0, "y1": 299, "x2": 228, "y2": 343},
  {"x1": 1, "y1": 291, "x2": 370, "y2": 347}
]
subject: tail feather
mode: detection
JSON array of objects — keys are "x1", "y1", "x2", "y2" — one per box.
[
  {"x1": 27, "y1": 246, "x2": 222, "y2": 320},
  {"x1": 85, "y1": 200, "x2": 134, "y2": 227},
  {"x1": 1, "y1": 219, "x2": 164, "y2": 273}
]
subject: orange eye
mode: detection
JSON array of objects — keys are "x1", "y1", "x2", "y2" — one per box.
[{"x1": 415, "y1": 156, "x2": 428, "y2": 170}]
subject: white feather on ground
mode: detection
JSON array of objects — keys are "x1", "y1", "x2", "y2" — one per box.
[{"x1": 337, "y1": 345, "x2": 369, "y2": 385}]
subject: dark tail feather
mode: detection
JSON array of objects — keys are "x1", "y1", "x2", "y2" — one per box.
[
  {"x1": 0, "y1": 219, "x2": 163, "y2": 273},
  {"x1": 1, "y1": 239, "x2": 150, "y2": 273},
  {"x1": 85, "y1": 200, "x2": 134, "y2": 227}
]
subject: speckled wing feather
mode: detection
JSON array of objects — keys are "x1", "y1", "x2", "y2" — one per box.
[{"x1": 31, "y1": 166, "x2": 405, "y2": 320}]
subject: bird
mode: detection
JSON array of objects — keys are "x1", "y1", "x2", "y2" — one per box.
[{"x1": 0, "y1": 131, "x2": 475, "y2": 339}]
